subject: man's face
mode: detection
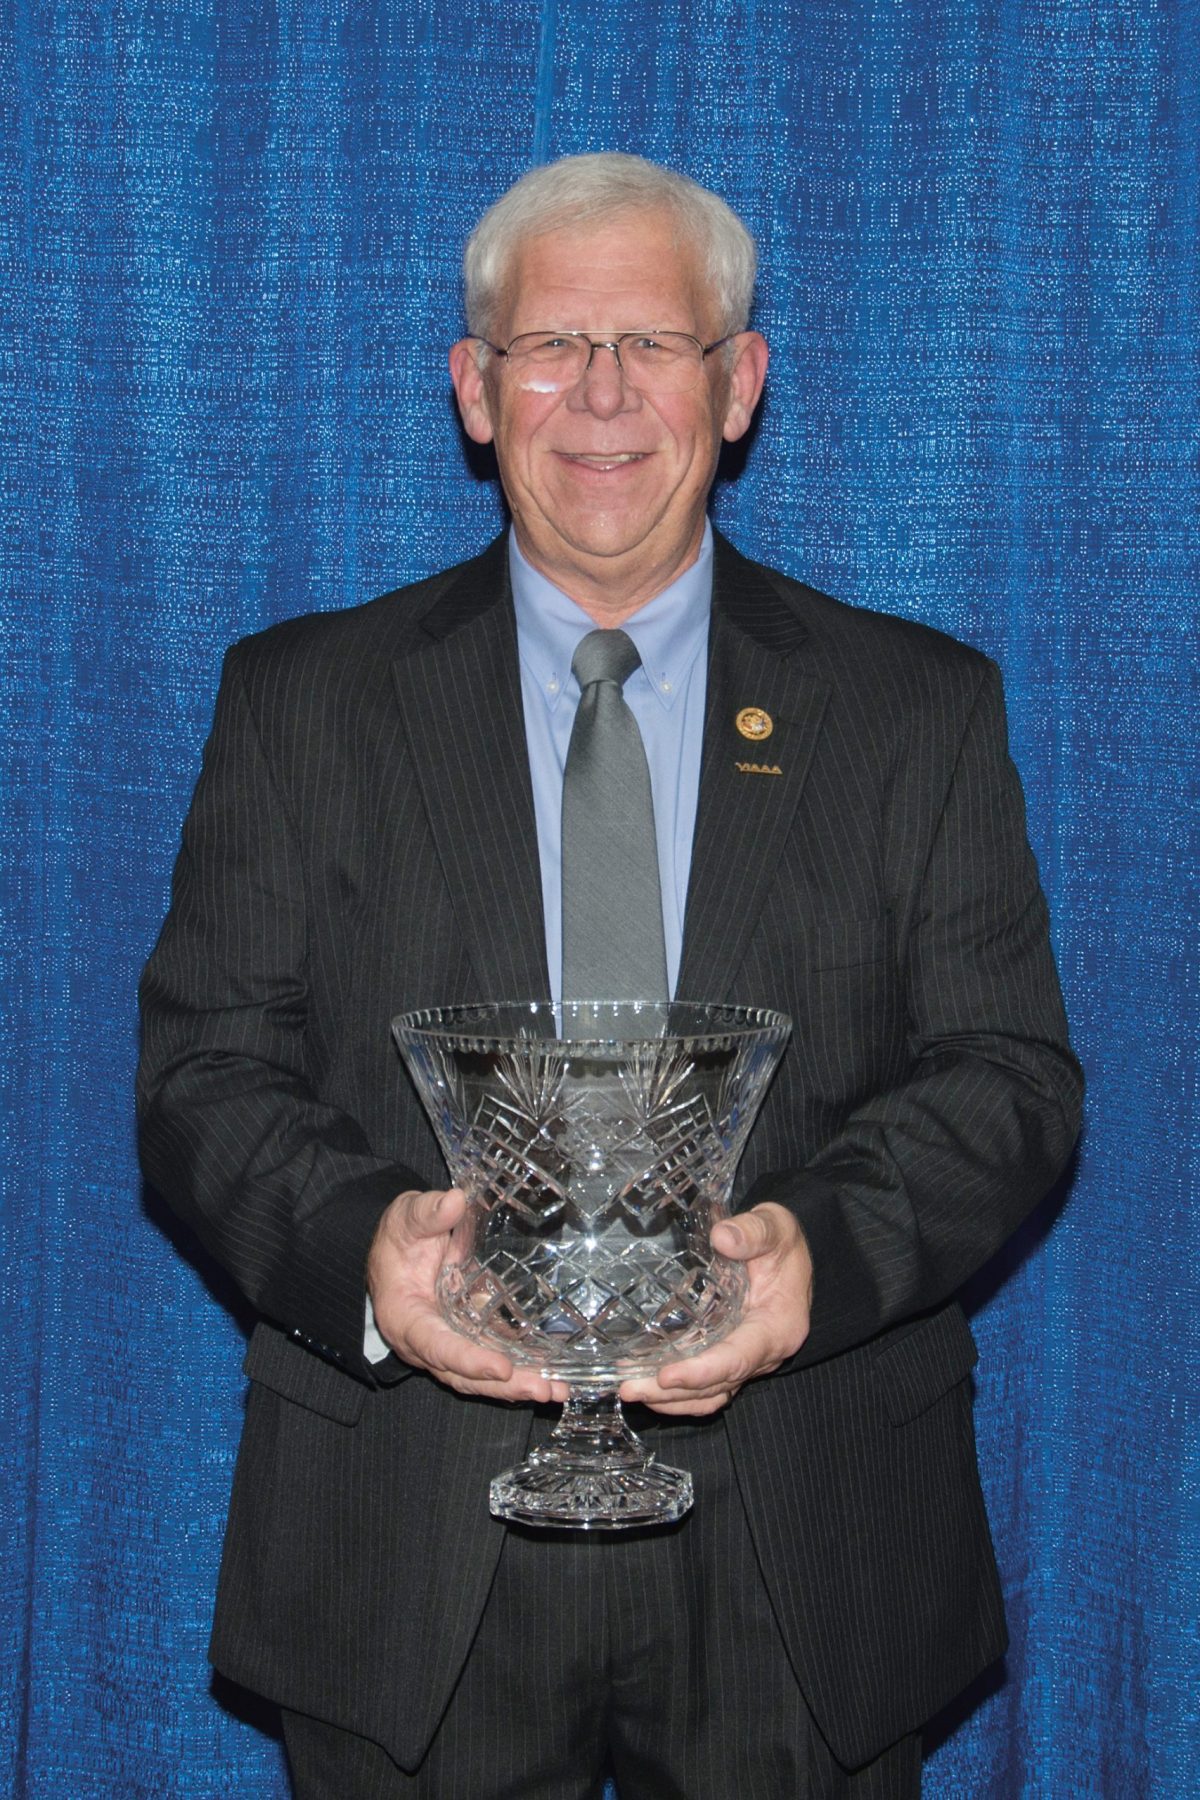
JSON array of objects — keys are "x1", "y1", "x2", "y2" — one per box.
[{"x1": 450, "y1": 208, "x2": 767, "y2": 613}]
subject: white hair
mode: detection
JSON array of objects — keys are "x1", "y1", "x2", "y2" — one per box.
[{"x1": 463, "y1": 152, "x2": 757, "y2": 340}]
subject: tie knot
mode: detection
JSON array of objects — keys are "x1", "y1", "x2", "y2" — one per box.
[{"x1": 571, "y1": 628, "x2": 641, "y2": 692}]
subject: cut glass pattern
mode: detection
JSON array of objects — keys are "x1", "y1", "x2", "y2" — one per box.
[{"x1": 393, "y1": 1000, "x2": 790, "y2": 1527}]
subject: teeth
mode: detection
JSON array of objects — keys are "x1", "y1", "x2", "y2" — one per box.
[{"x1": 569, "y1": 453, "x2": 643, "y2": 464}]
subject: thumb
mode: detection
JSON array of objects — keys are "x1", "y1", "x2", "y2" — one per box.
[{"x1": 400, "y1": 1186, "x2": 466, "y2": 1240}]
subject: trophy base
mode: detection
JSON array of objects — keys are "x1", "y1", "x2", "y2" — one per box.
[
  {"x1": 489, "y1": 1388, "x2": 694, "y2": 1530},
  {"x1": 490, "y1": 1451, "x2": 693, "y2": 1530}
]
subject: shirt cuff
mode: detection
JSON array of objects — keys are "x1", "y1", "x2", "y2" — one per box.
[{"x1": 363, "y1": 1293, "x2": 391, "y2": 1364}]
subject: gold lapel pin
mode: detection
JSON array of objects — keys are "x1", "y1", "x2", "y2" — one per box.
[
  {"x1": 735, "y1": 760, "x2": 783, "y2": 776},
  {"x1": 736, "y1": 706, "x2": 773, "y2": 742}
]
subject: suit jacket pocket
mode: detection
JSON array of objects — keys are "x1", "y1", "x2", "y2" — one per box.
[
  {"x1": 805, "y1": 911, "x2": 893, "y2": 972},
  {"x1": 871, "y1": 1304, "x2": 979, "y2": 1425},
  {"x1": 243, "y1": 1321, "x2": 367, "y2": 1426}
]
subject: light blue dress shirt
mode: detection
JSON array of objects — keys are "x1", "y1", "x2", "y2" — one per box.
[
  {"x1": 365, "y1": 527, "x2": 713, "y2": 1361},
  {"x1": 509, "y1": 523, "x2": 712, "y2": 1002}
]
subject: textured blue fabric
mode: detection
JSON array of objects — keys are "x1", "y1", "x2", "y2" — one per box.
[{"x1": 2, "y1": 3, "x2": 1196, "y2": 1795}]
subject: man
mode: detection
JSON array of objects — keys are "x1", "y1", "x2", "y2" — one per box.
[{"x1": 138, "y1": 154, "x2": 1082, "y2": 1797}]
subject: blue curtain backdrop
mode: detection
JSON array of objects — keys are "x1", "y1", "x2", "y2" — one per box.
[{"x1": 3, "y1": 1, "x2": 1196, "y2": 1793}]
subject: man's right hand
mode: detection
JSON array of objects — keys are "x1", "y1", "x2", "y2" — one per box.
[{"x1": 367, "y1": 1188, "x2": 567, "y2": 1404}]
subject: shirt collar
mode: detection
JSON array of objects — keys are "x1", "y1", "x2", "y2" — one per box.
[{"x1": 509, "y1": 522, "x2": 713, "y2": 714}]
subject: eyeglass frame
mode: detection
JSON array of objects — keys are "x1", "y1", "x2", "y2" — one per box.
[{"x1": 473, "y1": 328, "x2": 740, "y2": 391}]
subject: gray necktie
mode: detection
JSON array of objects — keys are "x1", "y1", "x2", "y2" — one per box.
[{"x1": 561, "y1": 629, "x2": 669, "y2": 1003}]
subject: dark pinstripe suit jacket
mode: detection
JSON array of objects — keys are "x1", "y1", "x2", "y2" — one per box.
[{"x1": 138, "y1": 529, "x2": 1082, "y2": 1772}]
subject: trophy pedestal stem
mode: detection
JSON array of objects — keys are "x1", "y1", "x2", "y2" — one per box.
[{"x1": 489, "y1": 1387, "x2": 694, "y2": 1530}]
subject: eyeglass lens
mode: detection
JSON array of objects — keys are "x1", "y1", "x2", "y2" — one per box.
[{"x1": 504, "y1": 332, "x2": 706, "y2": 394}]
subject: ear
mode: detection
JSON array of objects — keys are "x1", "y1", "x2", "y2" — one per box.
[
  {"x1": 720, "y1": 332, "x2": 769, "y2": 443},
  {"x1": 449, "y1": 339, "x2": 495, "y2": 445}
]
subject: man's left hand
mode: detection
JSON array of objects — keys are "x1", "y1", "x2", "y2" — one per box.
[{"x1": 619, "y1": 1203, "x2": 813, "y2": 1416}]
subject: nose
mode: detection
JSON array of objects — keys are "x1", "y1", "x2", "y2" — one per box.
[{"x1": 565, "y1": 340, "x2": 640, "y2": 418}]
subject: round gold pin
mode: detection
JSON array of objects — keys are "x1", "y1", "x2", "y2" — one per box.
[{"x1": 736, "y1": 706, "x2": 773, "y2": 742}]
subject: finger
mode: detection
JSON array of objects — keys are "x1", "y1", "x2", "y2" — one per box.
[
  {"x1": 636, "y1": 1391, "x2": 734, "y2": 1417},
  {"x1": 433, "y1": 1363, "x2": 570, "y2": 1404},
  {"x1": 412, "y1": 1318, "x2": 574, "y2": 1405},
  {"x1": 620, "y1": 1367, "x2": 738, "y2": 1411},
  {"x1": 436, "y1": 1366, "x2": 560, "y2": 1404},
  {"x1": 623, "y1": 1374, "x2": 739, "y2": 1408},
  {"x1": 402, "y1": 1308, "x2": 515, "y2": 1385},
  {"x1": 631, "y1": 1322, "x2": 777, "y2": 1400},
  {"x1": 658, "y1": 1335, "x2": 763, "y2": 1389}
]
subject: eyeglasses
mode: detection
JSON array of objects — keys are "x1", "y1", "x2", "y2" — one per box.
[{"x1": 476, "y1": 329, "x2": 737, "y2": 395}]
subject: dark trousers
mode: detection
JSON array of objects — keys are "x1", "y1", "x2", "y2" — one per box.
[{"x1": 283, "y1": 1412, "x2": 921, "y2": 1800}]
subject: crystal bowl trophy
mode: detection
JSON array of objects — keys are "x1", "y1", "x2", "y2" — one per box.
[{"x1": 392, "y1": 1000, "x2": 790, "y2": 1530}]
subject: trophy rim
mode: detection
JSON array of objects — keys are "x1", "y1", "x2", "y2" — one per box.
[{"x1": 391, "y1": 998, "x2": 792, "y2": 1054}]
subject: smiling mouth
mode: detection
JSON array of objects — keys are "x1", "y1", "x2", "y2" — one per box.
[{"x1": 558, "y1": 452, "x2": 648, "y2": 468}]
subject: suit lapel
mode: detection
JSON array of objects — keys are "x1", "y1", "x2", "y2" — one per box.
[
  {"x1": 391, "y1": 538, "x2": 551, "y2": 1002},
  {"x1": 677, "y1": 534, "x2": 831, "y2": 1001}
]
